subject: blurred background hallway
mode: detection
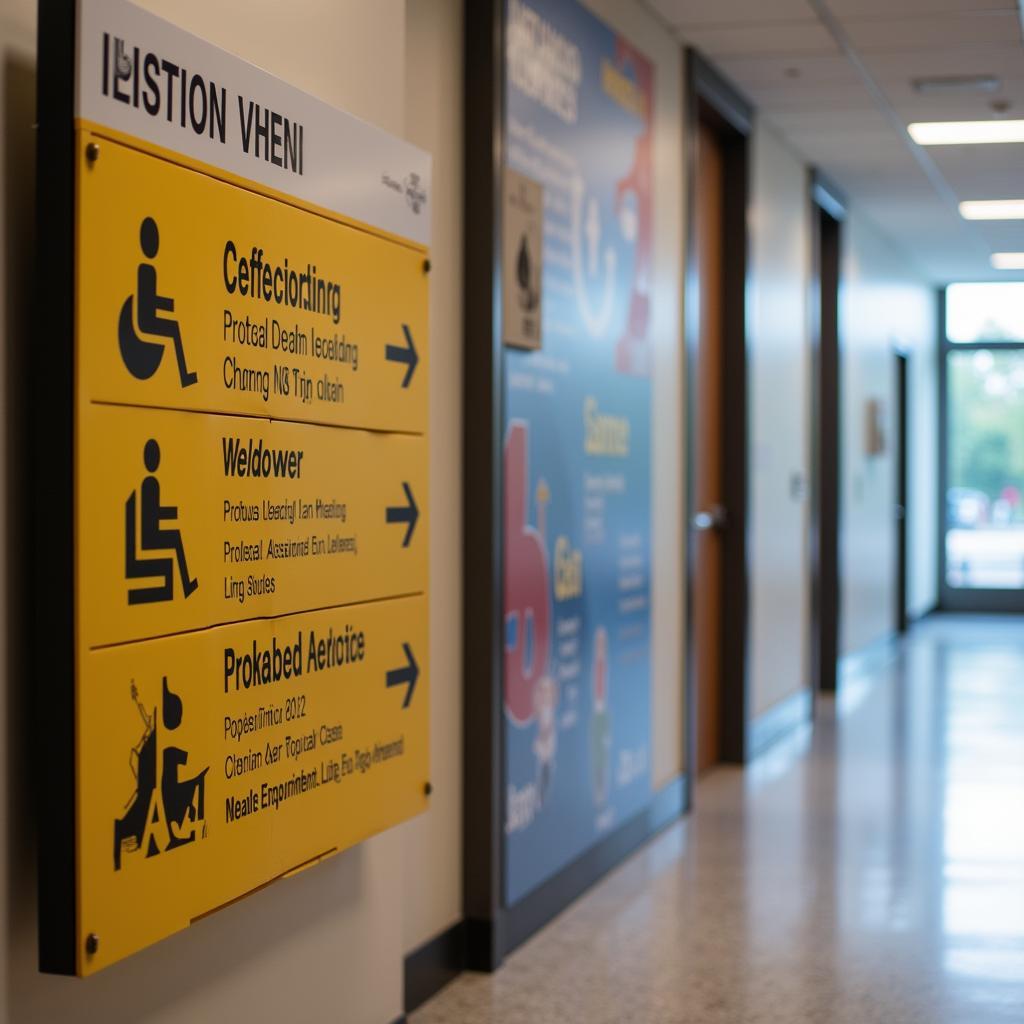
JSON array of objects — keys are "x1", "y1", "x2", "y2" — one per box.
[{"x1": 414, "y1": 616, "x2": 1024, "y2": 1023}]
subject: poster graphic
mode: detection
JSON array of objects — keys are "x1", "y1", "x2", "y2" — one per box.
[
  {"x1": 503, "y1": 0, "x2": 653, "y2": 904},
  {"x1": 503, "y1": 168, "x2": 544, "y2": 349},
  {"x1": 114, "y1": 677, "x2": 208, "y2": 870}
]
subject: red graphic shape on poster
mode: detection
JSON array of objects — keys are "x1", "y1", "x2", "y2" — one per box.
[
  {"x1": 504, "y1": 421, "x2": 552, "y2": 725},
  {"x1": 613, "y1": 38, "x2": 653, "y2": 377},
  {"x1": 593, "y1": 627, "x2": 608, "y2": 706}
]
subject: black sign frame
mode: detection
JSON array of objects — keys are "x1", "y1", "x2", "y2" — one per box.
[{"x1": 35, "y1": 0, "x2": 79, "y2": 976}]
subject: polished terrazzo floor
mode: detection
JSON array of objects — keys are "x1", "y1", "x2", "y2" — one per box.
[{"x1": 412, "y1": 615, "x2": 1024, "y2": 1023}]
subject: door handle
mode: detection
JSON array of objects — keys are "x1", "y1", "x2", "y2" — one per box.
[{"x1": 693, "y1": 504, "x2": 727, "y2": 531}]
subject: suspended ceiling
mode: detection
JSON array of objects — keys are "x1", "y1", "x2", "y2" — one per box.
[{"x1": 646, "y1": 0, "x2": 1024, "y2": 283}]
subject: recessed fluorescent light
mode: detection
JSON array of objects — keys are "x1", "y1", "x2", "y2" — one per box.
[
  {"x1": 909, "y1": 120, "x2": 1024, "y2": 145},
  {"x1": 960, "y1": 200, "x2": 1024, "y2": 220},
  {"x1": 912, "y1": 75, "x2": 1000, "y2": 95},
  {"x1": 991, "y1": 253, "x2": 1024, "y2": 269}
]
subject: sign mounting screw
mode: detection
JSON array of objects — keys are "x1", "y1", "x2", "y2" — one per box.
[
  {"x1": 85, "y1": 142, "x2": 100, "y2": 164},
  {"x1": 422, "y1": 258, "x2": 431, "y2": 274},
  {"x1": 85, "y1": 933, "x2": 99, "y2": 956},
  {"x1": 424, "y1": 781, "x2": 433, "y2": 796}
]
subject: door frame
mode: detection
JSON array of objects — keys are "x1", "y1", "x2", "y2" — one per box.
[
  {"x1": 937, "y1": 287, "x2": 1024, "y2": 612},
  {"x1": 895, "y1": 349, "x2": 909, "y2": 633},
  {"x1": 808, "y1": 174, "x2": 845, "y2": 694},
  {"x1": 684, "y1": 51, "x2": 752, "y2": 769}
]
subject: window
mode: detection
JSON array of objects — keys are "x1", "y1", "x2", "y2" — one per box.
[
  {"x1": 942, "y1": 284, "x2": 1024, "y2": 608},
  {"x1": 947, "y1": 283, "x2": 1024, "y2": 344}
]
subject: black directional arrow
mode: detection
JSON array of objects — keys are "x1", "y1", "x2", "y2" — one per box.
[
  {"x1": 385, "y1": 324, "x2": 418, "y2": 388},
  {"x1": 386, "y1": 643, "x2": 419, "y2": 708},
  {"x1": 385, "y1": 482, "x2": 419, "y2": 547}
]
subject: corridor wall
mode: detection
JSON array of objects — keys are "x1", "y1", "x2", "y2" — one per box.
[
  {"x1": 747, "y1": 121, "x2": 812, "y2": 724},
  {"x1": 839, "y1": 213, "x2": 937, "y2": 655},
  {"x1": 402, "y1": 0, "x2": 465, "y2": 959}
]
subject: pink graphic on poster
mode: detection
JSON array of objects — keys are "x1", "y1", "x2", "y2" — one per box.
[
  {"x1": 503, "y1": 420, "x2": 552, "y2": 726},
  {"x1": 613, "y1": 38, "x2": 653, "y2": 378}
]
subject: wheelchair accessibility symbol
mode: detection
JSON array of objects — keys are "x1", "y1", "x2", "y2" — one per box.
[
  {"x1": 125, "y1": 439, "x2": 198, "y2": 604},
  {"x1": 114, "y1": 676, "x2": 208, "y2": 870},
  {"x1": 118, "y1": 217, "x2": 198, "y2": 388}
]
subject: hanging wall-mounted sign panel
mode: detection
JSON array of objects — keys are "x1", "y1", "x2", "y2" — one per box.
[{"x1": 37, "y1": 0, "x2": 431, "y2": 976}]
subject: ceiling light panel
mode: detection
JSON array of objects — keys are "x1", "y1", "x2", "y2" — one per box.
[
  {"x1": 960, "y1": 200, "x2": 1024, "y2": 220},
  {"x1": 912, "y1": 75, "x2": 1000, "y2": 94},
  {"x1": 909, "y1": 120, "x2": 1024, "y2": 145},
  {"x1": 991, "y1": 253, "x2": 1024, "y2": 269}
]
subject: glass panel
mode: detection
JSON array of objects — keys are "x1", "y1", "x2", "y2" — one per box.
[
  {"x1": 946, "y1": 349, "x2": 1024, "y2": 589},
  {"x1": 947, "y1": 283, "x2": 1024, "y2": 343}
]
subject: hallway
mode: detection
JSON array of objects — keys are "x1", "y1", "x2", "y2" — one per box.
[{"x1": 413, "y1": 616, "x2": 1024, "y2": 1023}]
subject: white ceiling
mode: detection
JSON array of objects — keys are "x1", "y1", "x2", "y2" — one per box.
[{"x1": 646, "y1": 0, "x2": 1024, "y2": 282}]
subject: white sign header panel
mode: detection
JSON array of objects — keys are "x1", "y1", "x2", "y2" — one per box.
[{"x1": 76, "y1": 0, "x2": 431, "y2": 246}]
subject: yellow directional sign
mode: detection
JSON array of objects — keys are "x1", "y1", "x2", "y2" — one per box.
[
  {"x1": 77, "y1": 594, "x2": 428, "y2": 974},
  {"x1": 49, "y1": 0, "x2": 433, "y2": 977},
  {"x1": 78, "y1": 404, "x2": 427, "y2": 648},
  {"x1": 76, "y1": 127, "x2": 428, "y2": 434}
]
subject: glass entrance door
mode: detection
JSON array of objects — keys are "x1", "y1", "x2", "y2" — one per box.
[{"x1": 941, "y1": 283, "x2": 1024, "y2": 611}]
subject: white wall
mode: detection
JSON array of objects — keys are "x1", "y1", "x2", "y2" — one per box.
[
  {"x1": 401, "y1": 0, "x2": 464, "y2": 955},
  {"x1": 747, "y1": 120, "x2": 811, "y2": 718},
  {"x1": 582, "y1": 0, "x2": 687, "y2": 789},
  {"x1": 840, "y1": 212, "x2": 937, "y2": 655},
  {"x1": 1, "y1": 2, "x2": 464, "y2": 1022}
]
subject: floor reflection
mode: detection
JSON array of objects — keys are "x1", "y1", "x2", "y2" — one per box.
[{"x1": 939, "y1": 639, "x2": 1024, "y2": 1006}]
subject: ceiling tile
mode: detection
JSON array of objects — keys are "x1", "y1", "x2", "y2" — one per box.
[
  {"x1": 766, "y1": 106, "x2": 892, "y2": 133},
  {"x1": 862, "y1": 45, "x2": 1024, "y2": 79},
  {"x1": 824, "y1": 0, "x2": 1016, "y2": 14},
  {"x1": 861, "y1": 47, "x2": 1024, "y2": 120},
  {"x1": 647, "y1": 0, "x2": 813, "y2": 28},
  {"x1": 976, "y1": 220, "x2": 1024, "y2": 251},
  {"x1": 840, "y1": 11, "x2": 1022, "y2": 51},
  {"x1": 678, "y1": 21, "x2": 839, "y2": 57},
  {"x1": 884, "y1": 88, "x2": 1024, "y2": 122},
  {"x1": 796, "y1": 139, "x2": 921, "y2": 173},
  {"x1": 752, "y1": 89, "x2": 883, "y2": 111},
  {"x1": 928, "y1": 144, "x2": 1024, "y2": 198},
  {"x1": 714, "y1": 53, "x2": 858, "y2": 87}
]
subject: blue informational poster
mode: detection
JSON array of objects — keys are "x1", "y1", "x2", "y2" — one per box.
[{"x1": 502, "y1": 0, "x2": 654, "y2": 904}]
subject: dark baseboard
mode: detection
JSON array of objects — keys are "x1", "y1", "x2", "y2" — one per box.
[
  {"x1": 499, "y1": 775, "x2": 687, "y2": 960},
  {"x1": 404, "y1": 920, "x2": 467, "y2": 1014},
  {"x1": 464, "y1": 915, "x2": 499, "y2": 972},
  {"x1": 748, "y1": 688, "x2": 812, "y2": 758}
]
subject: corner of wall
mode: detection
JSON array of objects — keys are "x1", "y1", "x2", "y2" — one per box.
[{"x1": 401, "y1": 0, "x2": 466, "y2": 956}]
